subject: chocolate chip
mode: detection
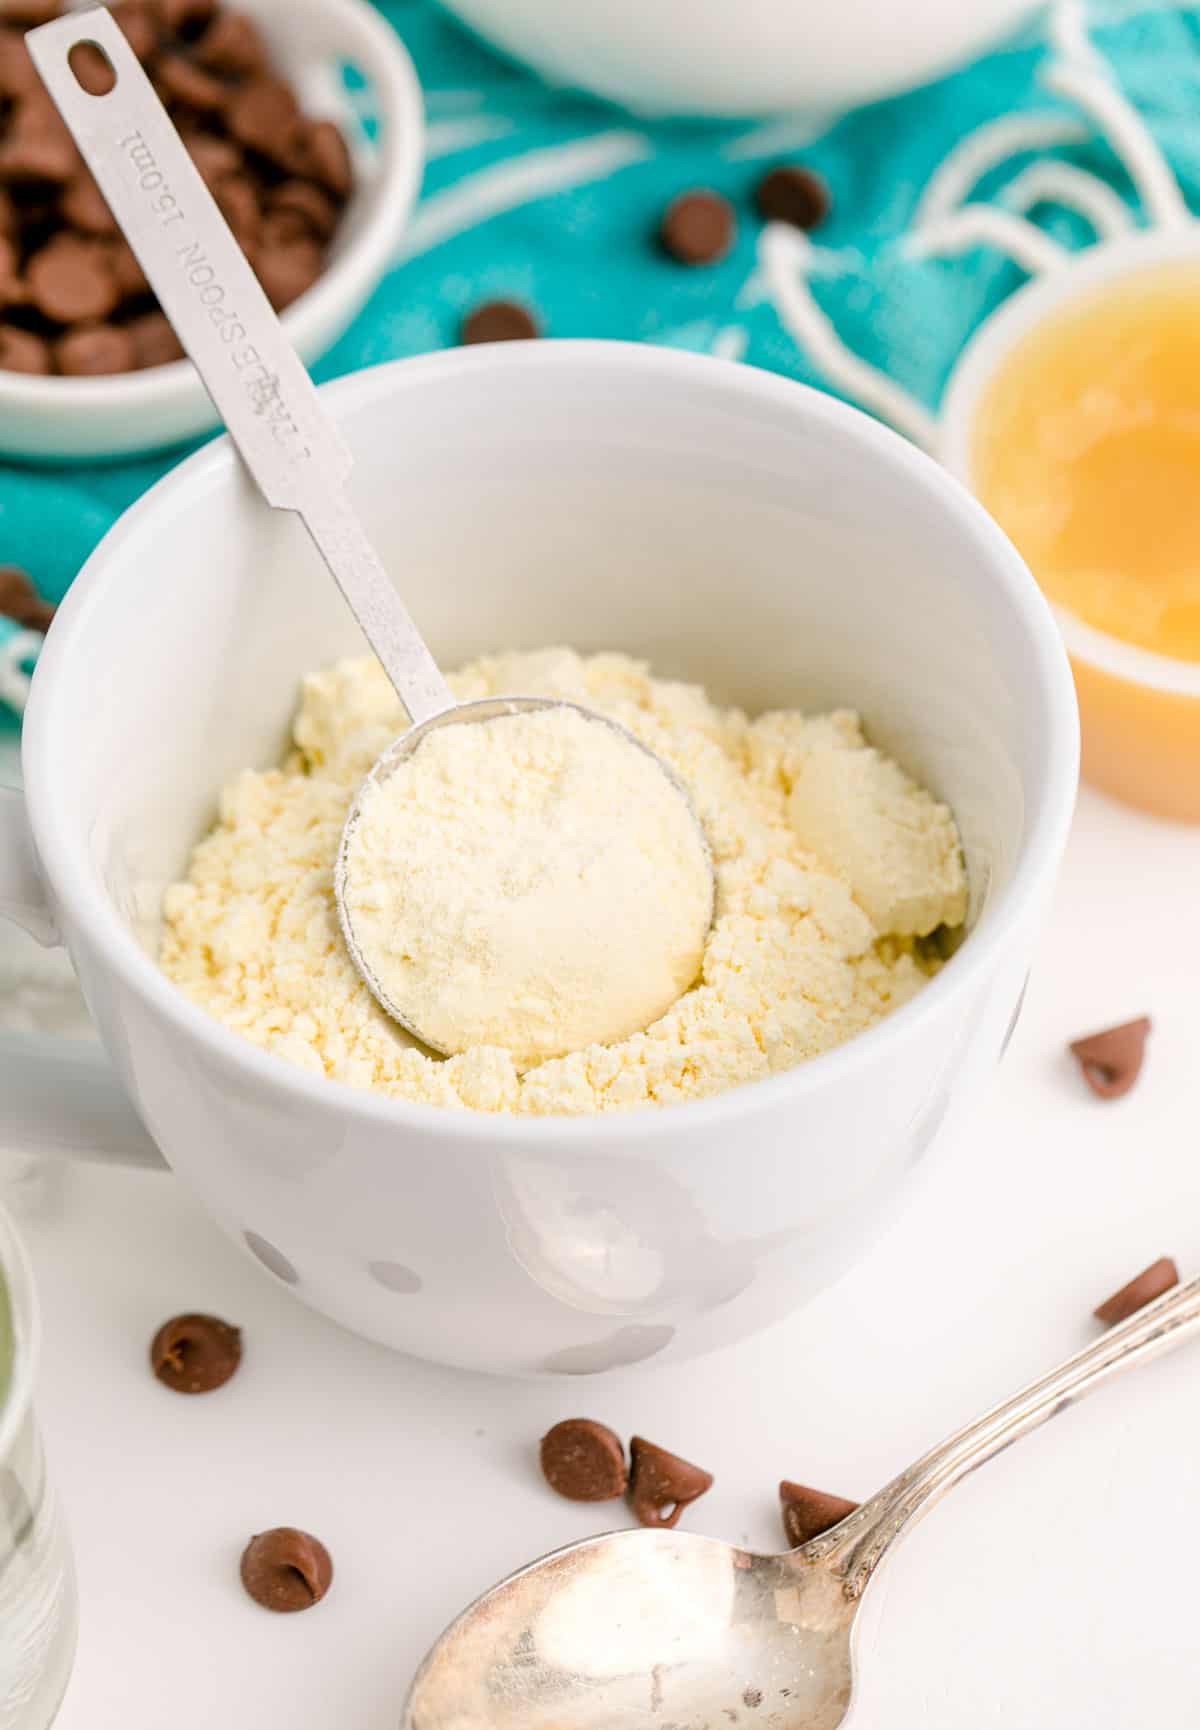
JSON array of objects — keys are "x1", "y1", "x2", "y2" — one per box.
[
  {"x1": 0, "y1": 30, "x2": 39, "y2": 99},
  {"x1": 295, "y1": 118, "x2": 352, "y2": 199},
  {"x1": 0, "y1": 323, "x2": 49, "y2": 374},
  {"x1": 628, "y1": 1436, "x2": 713, "y2": 1529},
  {"x1": 659, "y1": 190, "x2": 735, "y2": 265},
  {"x1": 460, "y1": 298, "x2": 540, "y2": 345},
  {"x1": 155, "y1": 51, "x2": 227, "y2": 112},
  {"x1": 62, "y1": 173, "x2": 117, "y2": 236},
  {"x1": 110, "y1": 237, "x2": 150, "y2": 301},
  {"x1": 26, "y1": 234, "x2": 119, "y2": 323},
  {"x1": 0, "y1": 565, "x2": 54, "y2": 629},
  {"x1": 0, "y1": 97, "x2": 79, "y2": 186},
  {"x1": 111, "y1": 1, "x2": 161, "y2": 63},
  {"x1": 55, "y1": 322, "x2": 138, "y2": 376},
  {"x1": 1069, "y1": 1016, "x2": 1150, "y2": 1100},
  {"x1": 540, "y1": 1418, "x2": 627, "y2": 1502},
  {"x1": 1094, "y1": 1256, "x2": 1179, "y2": 1327},
  {"x1": 754, "y1": 165, "x2": 830, "y2": 231},
  {"x1": 0, "y1": 232, "x2": 18, "y2": 301},
  {"x1": 779, "y1": 1481, "x2": 859, "y2": 1547},
  {"x1": 240, "y1": 1527, "x2": 333, "y2": 1613},
  {"x1": 127, "y1": 309, "x2": 185, "y2": 369},
  {"x1": 184, "y1": 132, "x2": 242, "y2": 189},
  {"x1": 254, "y1": 236, "x2": 321, "y2": 311},
  {"x1": 150, "y1": 1312, "x2": 242, "y2": 1393},
  {"x1": 215, "y1": 174, "x2": 260, "y2": 250},
  {"x1": 195, "y1": 9, "x2": 266, "y2": 76},
  {"x1": 269, "y1": 179, "x2": 338, "y2": 241},
  {"x1": 228, "y1": 77, "x2": 300, "y2": 162}
]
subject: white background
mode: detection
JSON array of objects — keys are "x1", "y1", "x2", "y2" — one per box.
[{"x1": 12, "y1": 783, "x2": 1200, "y2": 1729}]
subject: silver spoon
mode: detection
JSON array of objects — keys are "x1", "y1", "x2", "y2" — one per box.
[
  {"x1": 405, "y1": 1273, "x2": 1200, "y2": 1729},
  {"x1": 31, "y1": 9, "x2": 714, "y2": 1060}
]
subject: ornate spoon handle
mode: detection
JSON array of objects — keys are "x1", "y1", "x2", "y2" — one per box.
[{"x1": 818, "y1": 1273, "x2": 1200, "y2": 1598}]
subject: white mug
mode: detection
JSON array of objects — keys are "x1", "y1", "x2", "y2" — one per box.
[{"x1": 0, "y1": 344, "x2": 1078, "y2": 1378}]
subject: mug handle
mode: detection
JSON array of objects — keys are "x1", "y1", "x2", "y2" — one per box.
[{"x1": 0, "y1": 787, "x2": 165, "y2": 1170}]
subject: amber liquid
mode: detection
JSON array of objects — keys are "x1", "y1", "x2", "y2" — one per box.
[{"x1": 973, "y1": 261, "x2": 1200, "y2": 663}]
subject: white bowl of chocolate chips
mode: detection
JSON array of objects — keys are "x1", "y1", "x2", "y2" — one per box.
[{"x1": 0, "y1": 0, "x2": 423, "y2": 460}]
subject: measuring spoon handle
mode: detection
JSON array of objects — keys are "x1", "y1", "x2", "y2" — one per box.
[{"x1": 30, "y1": 9, "x2": 453, "y2": 728}]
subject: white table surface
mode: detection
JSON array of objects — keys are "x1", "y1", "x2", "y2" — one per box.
[{"x1": 8, "y1": 782, "x2": 1200, "y2": 1730}]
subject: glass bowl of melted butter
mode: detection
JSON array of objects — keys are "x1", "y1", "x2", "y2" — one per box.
[{"x1": 943, "y1": 228, "x2": 1200, "y2": 822}]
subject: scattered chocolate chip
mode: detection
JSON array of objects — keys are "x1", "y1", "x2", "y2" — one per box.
[
  {"x1": 460, "y1": 298, "x2": 540, "y2": 345},
  {"x1": 628, "y1": 1436, "x2": 713, "y2": 1529},
  {"x1": 227, "y1": 77, "x2": 299, "y2": 161},
  {"x1": 269, "y1": 178, "x2": 338, "y2": 241},
  {"x1": 240, "y1": 1527, "x2": 333, "y2": 1613},
  {"x1": 253, "y1": 236, "x2": 322, "y2": 311},
  {"x1": 61, "y1": 174, "x2": 117, "y2": 236},
  {"x1": 150, "y1": 1312, "x2": 242, "y2": 1393},
  {"x1": 154, "y1": 50, "x2": 227, "y2": 112},
  {"x1": 0, "y1": 323, "x2": 50, "y2": 375},
  {"x1": 0, "y1": 565, "x2": 54, "y2": 629},
  {"x1": 540, "y1": 1418, "x2": 627, "y2": 1502},
  {"x1": 1094, "y1": 1256, "x2": 1179, "y2": 1327},
  {"x1": 1069, "y1": 1016, "x2": 1150, "y2": 1100},
  {"x1": 195, "y1": 9, "x2": 266, "y2": 77},
  {"x1": 659, "y1": 189, "x2": 735, "y2": 265},
  {"x1": 127, "y1": 309, "x2": 185, "y2": 369},
  {"x1": 779, "y1": 1481, "x2": 859, "y2": 1548},
  {"x1": 26, "y1": 233, "x2": 119, "y2": 323},
  {"x1": 754, "y1": 164, "x2": 830, "y2": 231},
  {"x1": 55, "y1": 322, "x2": 138, "y2": 376},
  {"x1": 297, "y1": 118, "x2": 352, "y2": 199}
]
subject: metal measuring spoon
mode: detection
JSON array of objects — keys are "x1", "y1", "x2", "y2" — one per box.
[
  {"x1": 405, "y1": 1274, "x2": 1200, "y2": 1728},
  {"x1": 33, "y1": 11, "x2": 714, "y2": 1058}
]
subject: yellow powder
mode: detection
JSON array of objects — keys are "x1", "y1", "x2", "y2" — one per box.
[
  {"x1": 160, "y1": 648, "x2": 967, "y2": 1115},
  {"x1": 340, "y1": 706, "x2": 713, "y2": 1065}
]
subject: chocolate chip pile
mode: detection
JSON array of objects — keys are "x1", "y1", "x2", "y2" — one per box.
[{"x1": 0, "y1": 0, "x2": 353, "y2": 377}]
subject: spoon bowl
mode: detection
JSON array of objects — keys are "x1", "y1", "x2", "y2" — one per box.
[{"x1": 406, "y1": 1526, "x2": 856, "y2": 1730}]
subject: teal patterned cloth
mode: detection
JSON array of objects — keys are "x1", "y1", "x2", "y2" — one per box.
[{"x1": 2, "y1": 0, "x2": 1199, "y2": 719}]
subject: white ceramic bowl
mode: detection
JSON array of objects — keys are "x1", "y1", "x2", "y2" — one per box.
[
  {"x1": 0, "y1": 0, "x2": 423, "y2": 462},
  {"x1": 437, "y1": 0, "x2": 1039, "y2": 118},
  {"x1": 0, "y1": 344, "x2": 1077, "y2": 1377}
]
